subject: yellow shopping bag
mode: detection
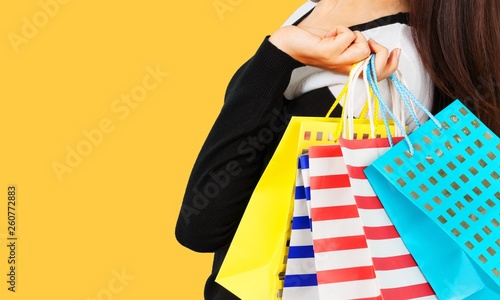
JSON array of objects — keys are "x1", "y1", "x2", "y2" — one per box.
[{"x1": 216, "y1": 61, "x2": 395, "y2": 300}]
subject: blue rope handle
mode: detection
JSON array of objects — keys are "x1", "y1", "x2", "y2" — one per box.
[
  {"x1": 388, "y1": 73, "x2": 421, "y2": 128},
  {"x1": 367, "y1": 56, "x2": 414, "y2": 154},
  {"x1": 388, "y1": 73, "x2": 442, "y2": 130}
]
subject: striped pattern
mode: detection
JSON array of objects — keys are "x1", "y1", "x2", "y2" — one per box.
[
  {"x1": 339, "y1": 137, "x2": 437, "y2": 300},
  {"x1": 282, "y1": 155, "x2": 320, "y2": 300},
  {"x1": 308, "y1": 145, "x2": 382, "y2": 300}
]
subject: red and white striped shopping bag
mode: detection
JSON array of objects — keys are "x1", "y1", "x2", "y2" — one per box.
[
  {"x1": 339, "y1": 137, "x2": 437, "y2": 300},
  {"x1": 308, "y1": 145, "x2": 382, "y2": 300}
]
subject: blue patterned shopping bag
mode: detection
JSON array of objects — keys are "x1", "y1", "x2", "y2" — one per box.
[
  {"x1": 282, "y1": 155, "x2": 320, "y2": 300},
  {"x1": 364, "y1": 99, "x2": 500, "y2": 299}
]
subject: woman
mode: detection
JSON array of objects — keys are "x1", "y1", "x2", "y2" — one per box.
[{"x1": 176, "y1": 0, "x2": 500, "y2": 299}]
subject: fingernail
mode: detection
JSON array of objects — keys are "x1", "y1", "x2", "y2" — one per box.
[{"x1": 396, "y1": 48, "x2": 401, "y2": 59}]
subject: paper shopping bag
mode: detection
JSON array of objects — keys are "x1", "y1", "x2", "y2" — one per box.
[
  {"x1": 339, "y1": 137, "x2": 436, "y2": 299},
  {"x1": 364, "y1": 100, "x2": 500, "y2": 299},
  {"x1": 282, "y1": 155, "x2": 319, "y2": 300},
  {"x1": 308, "y1": 145, "x2": 382, "y2": 299}
]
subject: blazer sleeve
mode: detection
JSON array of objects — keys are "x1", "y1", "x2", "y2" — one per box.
[{"x1": 175, "y1": 37, "x2": 304, "y2": 252}]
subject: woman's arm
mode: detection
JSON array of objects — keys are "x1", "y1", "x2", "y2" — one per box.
[{"x1": 175, "y1": 37, "x2": 304, "y2": 252}]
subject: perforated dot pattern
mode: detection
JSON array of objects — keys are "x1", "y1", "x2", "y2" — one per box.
[{"x1": 375, "y1": 101, "x2": 500, "y2": 282}]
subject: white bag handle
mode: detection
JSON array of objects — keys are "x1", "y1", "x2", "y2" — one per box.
[{"x1": 342, "y1": 56, "x2": 407, "y2": 140}]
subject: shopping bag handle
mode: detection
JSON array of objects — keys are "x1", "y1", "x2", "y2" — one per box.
[
  {"x1": 343, "y1": 58, "x2": 371, "y2": 139},
  {"x1": 366, "y1": 55, "x2": 443, "y2": 154},
  {"x1": 343, "y1": 56, "x2": 406, "y2": 140},
  {"x1": 389, "y1": 69, "x2": 439, "y2": 128},
  {"x1": 324, "y1": 69, "x2": 376, "y2": 121},
  {"x1": 323, "y1": 61, "x2": 380, "y2": 141}
]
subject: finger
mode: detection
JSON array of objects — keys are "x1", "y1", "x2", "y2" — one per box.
[
  {"x1": 368, "y1": 39, "x2": 395, "y2": 81},
  {"x1": 376, "y1": 49, "x2": 401, "y2": 80},
  {"x1": 349, "y1": 31, "x2": 370, "y2": 56},
  {"x1": 323, "y1": 29, "x2": 337, "y2": 39},
  {"x1": 383, "y1": 49, "x2": 401, "y2": 77},
  {"x1": 325, "y1": 26, "x2": 357, "y2": 52},
  {"x1": 352, "y1": 31, "x2": 368, "y2": 46},
  {"x1": 337, "y1": 31, "x2": 370, "y2": 62},
  {"x1": 367, "y1": 38, "x2": 387, "y2": 55},
  {"x1": 317, "y1": 27, "x2": 362, "y2": 65},
  {"x1": 322, "y1": 26, "x2": 354, "y2": 39}
]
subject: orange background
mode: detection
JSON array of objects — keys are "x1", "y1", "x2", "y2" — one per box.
[{"x1": 0, "y1": 0, "x2": 305, "y2": 299}]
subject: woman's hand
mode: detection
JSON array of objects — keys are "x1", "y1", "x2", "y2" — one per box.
[
  {"x1": 269, "y1": 25, "x2": 400, "y2": 80},
  {"x1": 269, "y1": 25, "x2": 368, "y2": 72}
]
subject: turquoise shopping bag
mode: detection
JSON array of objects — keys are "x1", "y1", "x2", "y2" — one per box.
[
  {"x1": 364, "y1": 99, "x2": 500, "y2": 299},
  {"x1": 362, "y1": 55, "x2": 500, "y2": 299}
]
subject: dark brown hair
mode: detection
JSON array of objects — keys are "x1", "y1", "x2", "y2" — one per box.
[{"x1": 408, "y1": 0, "x2": 500, "y2": 134}]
